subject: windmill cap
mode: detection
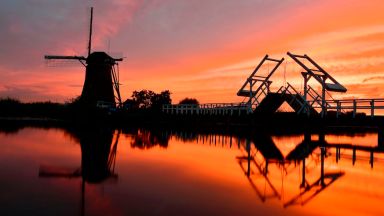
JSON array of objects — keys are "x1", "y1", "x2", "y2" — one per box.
[{"x1": 86, "y1": 52, "x2": 122, "y2": 64}]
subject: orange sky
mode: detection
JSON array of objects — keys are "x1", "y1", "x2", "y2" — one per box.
[{"x1": 1, "y1": 0, "x2": 384, "y2": 103}]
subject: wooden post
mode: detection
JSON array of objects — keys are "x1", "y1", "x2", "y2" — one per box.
[
  {"x1": 320, "y1": 76, "x2": 327, "y2": 118},
  {"x1": 336, "y1": 101, "x2": 341, "y2": 118},
  {"x1": 249, "y1": 78, "x2": 253, "y2": 112},
  {"x1": 371, "y1": 99, "x2": 374, "y2": 118},
  {"x1": 303, "y1": 73, "x2": 308, "y2": 114}
]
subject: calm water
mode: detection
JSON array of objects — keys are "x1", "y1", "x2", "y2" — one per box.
[{"x1": 0, "y1": 126, "x2": 383, "y2": 216}]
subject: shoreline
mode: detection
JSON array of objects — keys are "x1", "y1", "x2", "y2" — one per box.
[{"x1": 0, "y1": 112, "x2": 383, "y2": 136}]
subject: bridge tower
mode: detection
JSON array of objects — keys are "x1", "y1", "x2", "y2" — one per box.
[
  {"x1": 237, "y1": 55, "x2": 284, "y2": 112},
  {"x1": 287, "y1": 52, "x2": 347, "y2": 117}
]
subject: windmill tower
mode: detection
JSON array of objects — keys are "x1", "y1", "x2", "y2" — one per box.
[{"x1": 45, "y1": 7, "x2": 123, "y2": 108}]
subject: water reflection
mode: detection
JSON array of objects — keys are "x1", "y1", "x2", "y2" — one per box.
[
  {"x1": 0, "y1": 124, "x2": 384, "y2": 215},
  {"x1": 35, "y1": 127, "x2": 119, "y2": 216},
  {"x1": 128, "y1": 128, "x2": 170, "y2": 149},
  {"x1": 237, "y1": 136, "x2": 345, "y2": 207},
  {"x1": 38, "y1": 127, "x2": 118, "y2": 182},
  {"x1": 163, "y1": 128, "x2": 384, "y2": 209}
]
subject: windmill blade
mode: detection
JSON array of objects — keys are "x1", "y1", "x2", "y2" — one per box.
[
  {"x1": 39, "y1": 165, "x2": 81, "y2": 178},
  {"x1": 45, "y1": 55, "x2": 87, "y2": 67},
  {"x1": 44, "y1": 55, "x2": 87, "y2": 60},
  {"x1": 88, "y1": 7, "x2": 93, "y2": 56}
]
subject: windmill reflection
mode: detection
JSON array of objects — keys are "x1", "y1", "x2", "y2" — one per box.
[
  {"x1": 36, "y1": 127, "x2": 170, "y2": 216},
  {"x1": 38, "y1": 127, "x2": 171, "y2": 181},
  {"x1": 38, "y1": 127, "x2": 119, "y2": 216},
  {"x1": 39, "y1": 127, "x2": 119, "y2": 182}
]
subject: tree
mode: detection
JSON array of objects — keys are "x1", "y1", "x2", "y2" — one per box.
[
  {"x1": 131, "y1": 90, "x2": 155, "y2": 108},
  {"x1": 179, "y1": 97, "x2": 199, "y2": 105},
  {"x1": 130, "y1": 89, "x2": 172, "y2": 110},
  {"x1": 150, "y1": 90, "x2": 171, "y2": 110}
]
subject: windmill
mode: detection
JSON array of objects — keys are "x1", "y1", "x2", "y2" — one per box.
[{"x1": 45, "y1": 7, "x2": 123, "y2": 108}]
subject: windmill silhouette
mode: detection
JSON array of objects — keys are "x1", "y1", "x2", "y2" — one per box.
[{"x1": 45, "y1": 7, "x2": 123, "y2": 108}]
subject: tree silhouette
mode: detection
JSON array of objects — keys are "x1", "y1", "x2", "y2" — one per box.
[
  {"x1": 130, "y1": 89, "x2": 171, "y2": 110},
  {"x1": 179, "y1": 97, "x2": 199, "y2": 105},
  {"x1": 131, "y1": 90, "x2": 155, "y2": 108},
  {"x1": 151, "y1": 90, "x2": 171, "y2": 110}
]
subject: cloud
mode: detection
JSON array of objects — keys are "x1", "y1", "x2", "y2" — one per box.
[
  {"x1": 362, "y1": 76, "x2": 384, "y2": 83},
  {"x1": 0, "y1": 0, "x2": 140, "y2": 70},
  {"x1": 0, "y1": 85, "x2": 56, "y2": 101}
]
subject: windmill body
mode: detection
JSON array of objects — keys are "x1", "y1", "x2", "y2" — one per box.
[
  {"x1": 81, "y1": 52, "x2": 122, "y2": 107},
  {"x1": 81, "y1": 52, "x2": 115, "y2": 106}
]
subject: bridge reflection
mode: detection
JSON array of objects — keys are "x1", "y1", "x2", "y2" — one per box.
[
  {"x1": 237, "y1": 138, "x2": 346, "y2": 208},
  {"x1": 164, "y1": 128, "x2": 384, "y2": 208}
]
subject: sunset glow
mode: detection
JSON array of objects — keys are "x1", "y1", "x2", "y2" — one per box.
[{"x1": 1, "y1": 0, "x2": 384, "y2": 103}]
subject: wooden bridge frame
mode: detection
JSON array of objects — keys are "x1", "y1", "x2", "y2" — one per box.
[
  {"x1": 287, "y1": 52, "x2": 347, "y2": 117},
  {"x1": 237, "y1": 55, "x2": 284, "y2": 112},
  {"x1": 162, "y1": 52, "x2": 384, "y2": 118}
]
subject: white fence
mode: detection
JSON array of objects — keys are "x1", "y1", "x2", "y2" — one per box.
[{"x1": 162, "y1": 103, "x2": 250, "y2": 115}]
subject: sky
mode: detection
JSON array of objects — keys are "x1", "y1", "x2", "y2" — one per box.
[{"x1": 1, "y1": 0, "x2": 384, "y2": 103}]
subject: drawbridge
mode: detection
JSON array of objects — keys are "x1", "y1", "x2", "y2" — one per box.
[
  {"x1": 236, "y1": 52, "x2": 347, "y2": 116},
  {"x1": 163, "y1": 52, "x2": 384, "y2": 118}
]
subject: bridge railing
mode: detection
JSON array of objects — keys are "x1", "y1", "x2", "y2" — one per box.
[
  {"x1": 162, "y1": 103, "x2": 249, "y2": 115},
  {"x1": 277, "y1": 83, "x2": 311, "y2": 114},
  {"x1": 308, "y1": 98, "x2": 384, "y2": 118},
  {"x1": 306, "y1": 85, "x2": 333, "y2": 109},
  {"x1": 252, "y1": 81, "x2": 271, "y2": 107}
]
